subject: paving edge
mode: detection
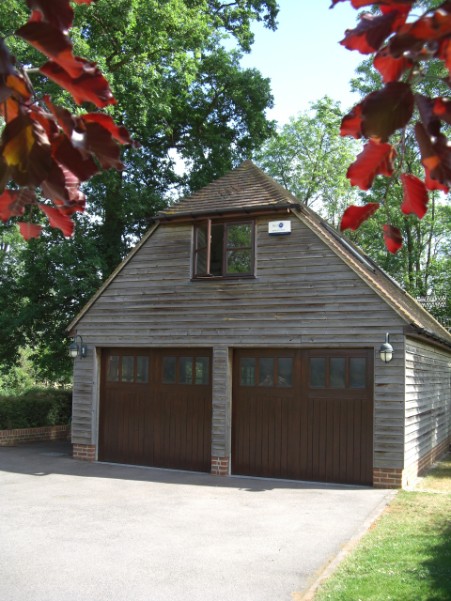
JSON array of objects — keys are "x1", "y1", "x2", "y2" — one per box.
[{"x1": 292, "y1": 489, "x2": 397, "y2": 601}]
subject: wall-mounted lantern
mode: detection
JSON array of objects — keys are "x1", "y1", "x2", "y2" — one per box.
[
  {"x1": 68, "y1": 335, "x2": 87, "y2": 359},
  {"x1": 379, "y1": 333, "x2": 393, "y2": 364}
]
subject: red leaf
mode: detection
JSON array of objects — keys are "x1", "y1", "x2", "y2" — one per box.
[
  {"x1": 41, "y1": 160, "x2": 85, "y2": 207},
  {"x1": 53, "y1": 135, "x2": 99, "y2": 181},
  {"x1": 26, "y1": 0, "x2": 75, "y2": 30},
  {"x1": 360, "y1": 82, "x2": 414, "y2": 141},
  {"x1": 81, "y1": 113, "x2": 134, "y2": 145},
  {"x1": 83, "y1": 122, "x2": 124, "y2": 170},
  {"x1": 433, "y1": 97, "x2": 451, "y2": 126},
  {"x1": 340, "y1": 103, "x2": 363, "y2": 138},
  {"x1": 340, "y1": 203, "x2": 380, "y2": 231},
  {"x1": 424, "y1": 165, "x2": 449, "y2": 194},
  {"x1": 0, "y1": 190, "x2": 20, "y2": 221},
  {"x1": 16, "y1": 22, "x2": 85, "y2": 79},
  {"x1": 400, "y1": 173, "x2": 428, "y2": 218},
  {"x1": 40, "y1": 59, "x2": 116, "y2": 108},
  {"x1": 0, "y1": 111, "x2": 53, "y2": 186},
  {"x1": 438, "y1": 38, "x2": 451, "y2": 76},
  {"x1": 340, "y1": 11, "x2": 406, "y2": 54},
  {"x1": 0, "y1": 189, "x2": 36, "y2": 221},
  {"x1": 346, "y1": 140, "x2": 395, "y2": 189},
  {"x1": 415, "y1": 94, "x2": 441, "y2": 137},
  {"x1": 40, "y1": 204, "x2": 74, "y2": 237},
  {"x1": 18, "y1": 222, "x2": 42, "y2": 240},
  {"x1": 383, "y1": 224, "x2": 403, "y2": 253},
  {"x1": 415, "y1": 122, "x2": 451, "y2": 190},
  {"x1": 373, "y1": 47, "x2": 413, "y2": 82},
  {"x1": 332, "y1": 0, "x2": 412, "y2": 8}
]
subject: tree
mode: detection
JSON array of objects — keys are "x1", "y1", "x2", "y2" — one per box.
[
  {"x1": 0, "y1": 0, "x2": 279, "y2": 381},
  {"x1": 0, "y1": 0, "x2": 135, "y2": 240},
  {"x1": 255, "y1": 97, "x2": 361, "y2": 227},
  {"x1": 332, "y1": 0, "x2": 451, "y2": 253}
]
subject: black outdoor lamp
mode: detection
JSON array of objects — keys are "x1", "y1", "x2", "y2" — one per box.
[
  {"x1": 379, "y1": 332, "x2": 394, "y2": 363},
  {"x1": 68, "y1": 334, "x2": 87, "y2": 359}
]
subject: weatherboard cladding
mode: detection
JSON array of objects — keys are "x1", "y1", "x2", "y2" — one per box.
[{"x1": 71, "y1": 215, "x2": 407, "y2": 468}]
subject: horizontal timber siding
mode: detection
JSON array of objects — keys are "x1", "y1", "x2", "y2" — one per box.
[
  {"x1": 73, "y1": 216, "x2": 407, "y2": 466},
  {"x1": 405, "y1": 338, "x2": 451, "y2": 470}
]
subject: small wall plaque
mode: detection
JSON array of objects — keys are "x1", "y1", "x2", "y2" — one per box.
[{"x1": 268, "y1": 220, "x2": 291, "y2": 235}]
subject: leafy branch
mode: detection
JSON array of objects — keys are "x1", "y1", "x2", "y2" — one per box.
[
  {"x1": 0, "y1": 0, "x2": 135, "y2": 239},
  {"x1": 332, "y1": 0, "x2": 451, "y2": 253}
]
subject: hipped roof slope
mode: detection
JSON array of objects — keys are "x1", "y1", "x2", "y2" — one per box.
[{"x1": 158, "y1": 160, "x2": 301, "y2": 219}]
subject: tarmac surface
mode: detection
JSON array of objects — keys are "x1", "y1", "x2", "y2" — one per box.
[{"x1": 0, "y1": 441, "x2": 393, "y2": 601}]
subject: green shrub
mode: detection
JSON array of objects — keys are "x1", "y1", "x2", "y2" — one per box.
[{"x1": 0, "y1": 388, "x2": 72, "y2": 430}]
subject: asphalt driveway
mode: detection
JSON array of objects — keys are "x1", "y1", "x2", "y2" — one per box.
[{"x1": 0, "y1": 442, "x2": 393, "y2": 601}]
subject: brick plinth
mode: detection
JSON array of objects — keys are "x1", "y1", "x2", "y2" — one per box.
[
  {"x1": 211, "y1": 456, "x2": 230, "y2": 476},
  {"x1": 0, "y1": 424, "x2": 70, "y2": 447},
  {"x1": 73, "y1": 443, "x2": 96, "y2": 462},
  {"x1": 373, "y1": 467, "x2": 403, "y2": 488}
]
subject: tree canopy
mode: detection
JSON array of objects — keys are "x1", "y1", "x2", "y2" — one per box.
[{"x1": 0, "y1": 0, "x2": 279, "y2": 385}]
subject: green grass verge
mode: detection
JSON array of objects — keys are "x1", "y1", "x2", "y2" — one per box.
[{"x1": 314, "y1": 455, "x2": 451, "y2": 601}]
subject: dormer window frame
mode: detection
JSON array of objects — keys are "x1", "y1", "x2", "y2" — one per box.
[{"x1": 192, "y1": 218, "x2": 255, "y2": 280}]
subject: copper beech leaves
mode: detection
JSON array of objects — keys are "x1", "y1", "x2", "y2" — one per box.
[
  {"x1": 340, "y1": 202, "x2": 380, "y2": 230},
  {"x1": 400, "y1": 173, "x2": 428, "y2": 218},
  {"x1": 0, "y1": 0, "x2": 133, "y2": 239},
  {"x1": 346, "y1": 140, "x2": 395, "y2": 189},
  {"x1": 335, "y1": 1, "x2": 451, "y2": 253}
]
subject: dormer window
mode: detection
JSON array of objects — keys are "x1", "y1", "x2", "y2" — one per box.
[{"x1": 193, "y1": 219, "x2": 255, "y2": 278}]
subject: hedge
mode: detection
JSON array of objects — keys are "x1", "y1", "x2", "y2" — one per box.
[{"x1": 0, "y1": 388, "x2": 72, "y2": 430}]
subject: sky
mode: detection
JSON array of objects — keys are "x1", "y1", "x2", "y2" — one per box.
[{"x1": 238, "y1": 1, "x2": 365, "y2": 124}]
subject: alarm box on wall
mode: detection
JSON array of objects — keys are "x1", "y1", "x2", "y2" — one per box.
[{"x1": 268, "y1": 220, "x2": 291, "y2": 235}]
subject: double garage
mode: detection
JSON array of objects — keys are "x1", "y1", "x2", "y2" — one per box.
[{"x1": 99, "y1": 347, "x2": 374, "y2": 485}]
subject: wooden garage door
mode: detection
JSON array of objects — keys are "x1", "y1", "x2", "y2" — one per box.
[
  {"x1": 99, "y1": 349, "x2": 212, "y2": 472},
  {"x1": 232, "y1": 349, "x2": 373, "y2": 485}
]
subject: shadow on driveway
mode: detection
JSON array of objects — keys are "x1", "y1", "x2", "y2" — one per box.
[{"x1": 0, "y1": 440, "x2": 373, "y2": 492}]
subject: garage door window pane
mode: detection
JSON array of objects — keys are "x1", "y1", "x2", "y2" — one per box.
[
  {"x1": 310, "y1": 358, "x2": 326, "y2": 388},
  {"x1": 122, "y1": 356, "x2": 134, "y2": 382},
  {"x1": 240, "y1": 358, "x2": 256, "y2": 386},
  {"x1": 180, "y1": 357, "x2": 193, "y2": 384},
  {"x1": 107, "y1": 356, "x2": 120, "y2": 382},
  {"x1": 278, "y1": 358, "x2": 293, "y2": 387},
  {"x1": 136, "y1": 357, "x2": 149, "y2": 383},
  {"x1": 163, "y1": 356, "x2": 177, "y2": 384},
  {"x1": 195, "y1": 357, "x2": 209, "y2": 385},
  {"x1": 350, "y1": 358, "x2": 366, "y2": 388},
  {"x1": 259, "y1": 358, "x2": 274, "y2": 386},
  {"x1": 330, "y1": 358, "x2": 346, "y2": 388}
]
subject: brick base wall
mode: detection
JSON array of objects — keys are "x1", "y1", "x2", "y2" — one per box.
[
  {"x1": 374, "y1": 436, "x2": 451, "y2": 489},
  {"x1": 73, "y1": 443, "x2": 96, "y2": 462},
  {"x1": 211, "y1": 455, "x2": 230, "y2": 476},
  {"x1": 0, "y1": 424, "x2": 70, "y2": 447}
]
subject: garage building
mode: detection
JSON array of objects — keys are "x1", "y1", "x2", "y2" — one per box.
[{"x1": 68, "y1": 161, "x2": 451, "y2": 487}]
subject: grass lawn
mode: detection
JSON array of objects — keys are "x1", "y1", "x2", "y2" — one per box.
[{"x1": 313, "y1": 454, "x2": 451, "y2": 601}]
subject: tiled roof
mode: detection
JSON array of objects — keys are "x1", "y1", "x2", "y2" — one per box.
[{"x1": 158, "y1": 160, "x2": 301, "y2": 218}]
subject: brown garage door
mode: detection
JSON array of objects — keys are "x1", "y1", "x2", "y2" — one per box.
[
  {"x1": 232, "y1": 349, "x2": 373, "y2": 485},
  {"x1": 99, "y1": 349, "x2": 212, "y2": 472}
]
